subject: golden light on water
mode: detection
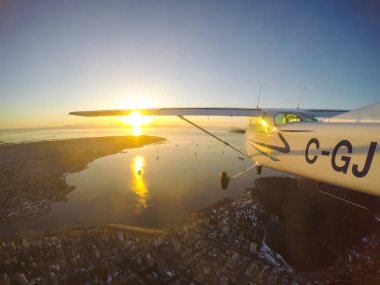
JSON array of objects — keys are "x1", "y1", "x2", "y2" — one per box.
[
  {"x1": 134, "y1": 156, "x2": 144, "y2": 173},
  {"x1": 130, "y1": 155, "x2": 148, "y2": 212}
]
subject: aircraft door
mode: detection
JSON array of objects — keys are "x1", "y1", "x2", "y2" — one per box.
[{"x1": 245, "y1": 115, "x2": 271, "y2": 164}]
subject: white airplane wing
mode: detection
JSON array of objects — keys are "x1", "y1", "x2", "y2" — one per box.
[
  {"x1": 323, "y1": 102, "x2": 380, "y2": 123},
  {"x1": 69, "y1": 107, "x2": 349, "y2": 118},
  {"x1": 69, "y1": 107, "x2": 260, "y2": 158},
  {"x1": 306, "y1": 109, "x2": 349, "y2": 118},
  {"x1": 69, "y1": 108, "x2": 264, "y2": 117}
]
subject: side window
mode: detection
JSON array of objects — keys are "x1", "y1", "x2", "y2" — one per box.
[
  {"x1": 274, "y1": 113, "x2": 286, "y2": 126},
  {"x1": 249, "y1": 117, "x2": 270, "y2": 133},
  {"x1": 286, "y1": 113, "x2": 300, "y2": 123},
  {"x1": 248, "y1": 118, "x2": 256, "y2": 132},
  {"x1": 255, "y1": 116, "x2": 270, "y2": 133},
  {"x1": 274, "y1": 113, "x2": 301, "y2": 126}
]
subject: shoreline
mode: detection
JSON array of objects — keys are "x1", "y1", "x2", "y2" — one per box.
[
  {"x1": 0, "y1": 135, "x2": 165, "y2": 223},
  {"x1": 107, "y1": 224, "x2": 170, "y2": 235}
]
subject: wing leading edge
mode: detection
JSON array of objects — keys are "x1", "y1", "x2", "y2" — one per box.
[
  {"x1": 69, "y1": 108, "x2": 264, "y2": 117},
  {"x1": 69, "y1": 107, "x2": 350, "y2": 118},
  {"x1": 306, "y1": 109, "x2": 349, "y2": 118}
]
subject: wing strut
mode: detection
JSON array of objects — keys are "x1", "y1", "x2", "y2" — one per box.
[
  {"x1": 316, "y1": 183, "x2": 368, "y2": 210},
  {"x1": 178, "y1": 115, "x2": 249, "y2": 158}
]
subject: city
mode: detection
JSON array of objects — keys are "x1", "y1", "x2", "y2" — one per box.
[{"x1": 1, "y1": 196, "x2": 379, "y2": 284}]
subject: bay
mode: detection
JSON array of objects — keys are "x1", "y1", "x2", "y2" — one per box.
[{"x1": 0, "y1": 126, "x2": 281, "y2": 237}]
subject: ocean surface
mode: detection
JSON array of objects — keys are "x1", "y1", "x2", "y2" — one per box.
[{"x1": 0, "y1": 126, "x2": 282, "y2": 236}]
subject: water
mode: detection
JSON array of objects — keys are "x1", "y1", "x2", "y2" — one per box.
[
  {"x1": 0, "y1": 126, "x2": 159, "y2": 144},
  {"x1": 0, "y1": 126, "x2": 280, "y2": 236},
  {"x1": 2, "y1": 126, "x2": 344, "y2": 272}
]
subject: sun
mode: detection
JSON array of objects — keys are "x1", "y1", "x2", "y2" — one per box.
[
  {"x1": 119, "y1": 111, "x2": 153, "y2": 135},
  {"x1": 121, "y1": 111, "x2": 150, "y2": 127}
]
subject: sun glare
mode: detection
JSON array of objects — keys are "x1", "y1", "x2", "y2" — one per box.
[
  {"x1": 121, "y1": 111, "x2": 150, "y2": 127},
  {"x1": 119, "y1": 111, "x2": 153, "y2": 135},
  {"x1": 133, "y1": 126, "x2": 141, "y2": 136}
]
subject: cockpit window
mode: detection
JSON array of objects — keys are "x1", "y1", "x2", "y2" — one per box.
[{"x1": 274, "y1": 112, "x2": 317, "y2": 126}]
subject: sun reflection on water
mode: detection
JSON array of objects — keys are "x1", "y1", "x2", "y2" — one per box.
[{"x1": 130, "y1": 155, "x2": 148, "y2": 212}]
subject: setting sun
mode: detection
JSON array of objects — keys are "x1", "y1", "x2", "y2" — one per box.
[
  {"x1": 118, "y1": 111, "x2": 154, "y2": 135},
  {"x1": 120, "y1": 111, "x2": 152, "y2": 127}
]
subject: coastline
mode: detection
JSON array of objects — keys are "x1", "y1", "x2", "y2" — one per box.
[
  {"x1": 107, "y1": 224, "x2": 169, "y2": 235},
  {"x1": 0, "y1": 135, "x2": 165, "y2": 223}
]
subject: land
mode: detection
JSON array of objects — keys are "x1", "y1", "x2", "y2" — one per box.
[
  {"x1": 1, "y1": 196, "x2": 380, "y2": 284},
  {"x1": 1, "y1": 136, "x2": 380, "y2": 284},
  {"x1": 251, "y1": 177, "x2": 380, "y2": 257},
  {"x1": 0, "y1": 136, "x2": 165, "y2": 223}
]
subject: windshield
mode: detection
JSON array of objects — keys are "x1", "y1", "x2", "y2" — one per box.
[{"x1": 274, "y1": 112, "x2": 318, "y2": 126}]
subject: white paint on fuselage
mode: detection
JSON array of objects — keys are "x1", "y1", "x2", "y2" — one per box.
[{"x1": 245, "y1": 118, "x2": 380, "y2": 196}]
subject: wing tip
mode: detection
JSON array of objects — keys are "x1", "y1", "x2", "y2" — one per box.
[{"x1": 69, "y1": 111, "x2": 81, "y2": 116}]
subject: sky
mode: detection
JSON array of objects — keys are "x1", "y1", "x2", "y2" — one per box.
[{"x1": 1, "y1": 0, "x2": 380, "y2": 129}]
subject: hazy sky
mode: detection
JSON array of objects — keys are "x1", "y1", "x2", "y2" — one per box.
[{"x1": 1, "y1": 0, "x2": 380, "y2": 128}]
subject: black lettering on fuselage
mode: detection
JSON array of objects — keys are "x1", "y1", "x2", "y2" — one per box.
[
  {"x1": 305, "y1": 138, "x2": 319, "y2": 164},
  {"x1": 305, "y1": 138, "x2": 377, "y2": 178},
  {"x1": 331, "y1": 140, "x2": 352, "y2": 174},
  {"x1": 352, "y1": 142, "x2": 377, "y2": 178}
]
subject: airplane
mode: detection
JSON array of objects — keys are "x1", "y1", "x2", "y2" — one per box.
[{"x1": 69, "y1": 101, "x2": 380, "y2": 200}]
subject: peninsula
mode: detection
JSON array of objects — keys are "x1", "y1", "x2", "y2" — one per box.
[{"x1": 0, "y1": 136, "x2": 165, "y2": 223}]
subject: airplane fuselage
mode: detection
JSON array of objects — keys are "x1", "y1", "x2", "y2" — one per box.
[{"x1": 245, "y1": 120, "x2": 380, "y2": 196}]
